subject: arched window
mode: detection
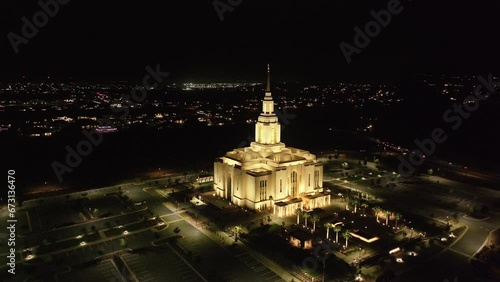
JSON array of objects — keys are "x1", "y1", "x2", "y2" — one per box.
[{"x1": 291, "y1": 171, "x2": 298, "y2": 197}]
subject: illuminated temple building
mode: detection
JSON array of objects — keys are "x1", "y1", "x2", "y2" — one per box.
[{"x1": 214, "y1": 65, "x2": 330, "y2": 217}]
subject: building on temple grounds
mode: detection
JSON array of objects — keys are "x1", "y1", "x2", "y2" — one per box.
[{"x1": 213, "y1": 65, "x2": 330, "y2": 217}]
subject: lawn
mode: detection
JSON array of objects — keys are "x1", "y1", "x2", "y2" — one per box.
[
  {"x1": 35, "y1": 230, "x2": 102, "y2": 255},
  {"x1": 103, "y1": 219, "x2": 158, "y2": 237}
]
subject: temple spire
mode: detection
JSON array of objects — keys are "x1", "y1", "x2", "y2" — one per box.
[{"x1": 266, "y1": 64, "x2": 271, "y2": 92}]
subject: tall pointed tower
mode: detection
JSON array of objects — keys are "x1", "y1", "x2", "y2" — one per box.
[{"x1": 251, "y1": 65, "x2": 285, "y2": 153}]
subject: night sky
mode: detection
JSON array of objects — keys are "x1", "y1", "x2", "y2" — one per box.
[{"x1": 1, "y1": 0, "x2": 499, "y2": 82}]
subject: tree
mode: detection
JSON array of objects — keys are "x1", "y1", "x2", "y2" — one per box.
[
  {"x1": 345, "y1": 196, "x2": 351, "y2": 210},
  {"x1": 394, "y1": 213, "x2": 402, "y2": 228},
  {"x1": 295, "y1": 208, "x2": 302, "y2": 225},
  {"x1": 234, "y1": 225, "x2": 242, "y2": 241},
  {"x1": 311, "y1": 215, "x2": 320, "y2": 232},
  {"x1": 333, "y1": 226, "x2": 342, "y2": 243},
  {"x1": 373, "y1": 206, "x2": 382, "y2": 222},
  {"x1": 303, "y1": 212, "x2": 311, "y2": 227},
  {"x1": 385, "y1": 210, "x2": 391, "y2": 226},
  {"x1": 324, "y1": 223, "x2": 333, "y2": 240},
  {"x1": 343, "y1": 229, "x2": 352, "y2": 248},
  {"x1": 120, "y1": 238, "x2": 127, "y2": 247},
  {"x1": 427, "y1": 168, "x2": 434, "y2": 175},
  {"x1": 361, "y1": 203, "x2": 369, "y2": 214},
  {"x1": 352, "y1": 199, "x2": 360, "y2": 213}
]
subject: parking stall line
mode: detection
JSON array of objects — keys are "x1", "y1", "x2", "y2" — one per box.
[
  {"x1": 254, "y1": 265, "x2": 267, "y2": 272},
  {"x1": 133, "y1": 267, "x2": 149, "y2": 273},
  {"x1": 262, "y1": 272, "x2": 277, "y2": 279},
  {"x1": 265, "y1": 274, "x2": 281, "y2": 280}
]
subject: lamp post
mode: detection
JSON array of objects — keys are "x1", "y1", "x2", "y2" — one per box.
[
  {"x1": 322, "y1": 260, "x2": 325, "y2": 282},
  {"x1": 322, "y1": 252, "x2": 333, "y2": 282}
]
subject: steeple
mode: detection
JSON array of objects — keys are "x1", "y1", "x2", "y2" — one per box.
[
  {"x1": 254, "y1": 64, "x2": 281, "y2": 145},
  {"x1": 265, "y1": 64, "x2": 272, "y2": 100},
  {"x1": 266, "y1": 64, "x2": 271, "y2": 92}
]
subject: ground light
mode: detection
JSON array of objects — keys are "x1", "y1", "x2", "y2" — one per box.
[
  {"x1": 25, "y1": 255, "x2": 35, "y2": 261},
  {"x1": 389, "y1": 247, "x2": 400, "y2": 254}
]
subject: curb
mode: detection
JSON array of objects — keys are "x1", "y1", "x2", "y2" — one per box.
[{"x1": 470, "y1": 228, "x2": 498, "y2": 261}]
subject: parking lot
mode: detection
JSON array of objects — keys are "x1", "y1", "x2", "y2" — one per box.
[
  {"x1": 83, "y1": 194, "x2": 131, "y2": 218},
  {"x1": 237, "y1": 253, "x2": 286, "y2": 282},
  {"x1": 120, "y1": 247, "x2": 205, "y2": 282},
  {"x1": 31, "y1": 199, "x2": 86, "y2": 231},
  {"x1": 76, "y1": 259, "x2": 124, "y2": 282}
]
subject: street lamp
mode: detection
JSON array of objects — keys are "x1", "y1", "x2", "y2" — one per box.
[{"x1": 322, "y1": 260, "x2": 325, "y2": 282}]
